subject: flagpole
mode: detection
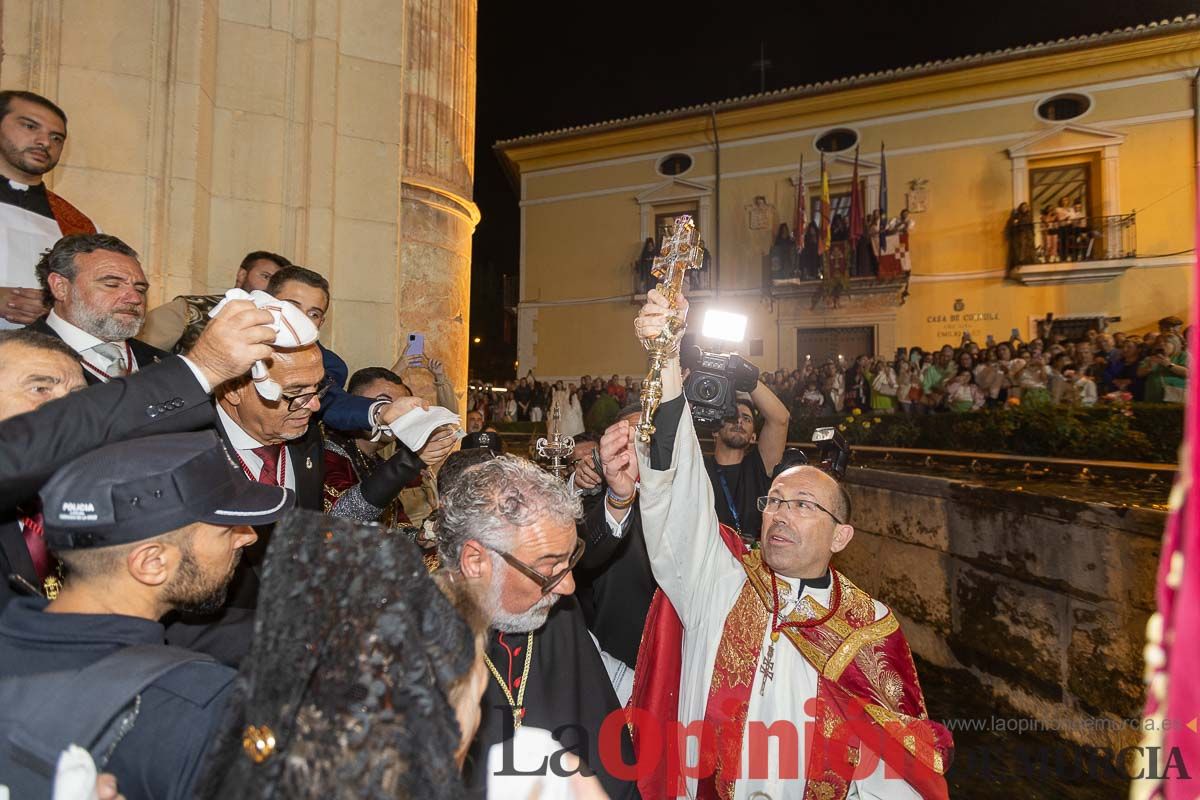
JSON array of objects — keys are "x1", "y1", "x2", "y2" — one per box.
[{"x1": 879, "y1": 141, "x2": 888, "y2": 255}]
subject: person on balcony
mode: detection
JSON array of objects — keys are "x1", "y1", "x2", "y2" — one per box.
[
  {"x1": 769, "y1": 223, "x2": 795, "y2": 278},
  {"x1": 1040, "y1": 205, "x2": 1058, "y2": 262},
  {"x1": 830, "y1": 212, "x2": 849, "y2": 243},
  {"x1": 1007, "y1": 202, "x2": 1036, "y2": 267},
  {"x1": 799, "y1": 220, "x2": 821, "y2": 279},
  {"x1": 636, "y1": 237, "x2": 656, "y2": 293},
  {"x1": 1054, "y1": 196, "x2": 1074, "y2": 262},
  {"x1": 1069, "y1": 200, "x2": 1089, "y2": 260},
  {"x1": 866, "y1": 209, "x2": 883, "y2": 274}
]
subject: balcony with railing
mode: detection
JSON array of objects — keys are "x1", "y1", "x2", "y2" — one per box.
[
  {"x1": 767, "y1": 233, "x2": 911, "y2": 308},
  {"x1": 1006, "y1": 212, "x2": 1137, "y2": 285}
]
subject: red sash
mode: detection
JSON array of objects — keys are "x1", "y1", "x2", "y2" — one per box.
[
  {"x1": 629, "y1": 524, "x2": 952, "y2": 799},
  {"x1": 46, "y1": 189, "x2": 97, "y2": 236}
]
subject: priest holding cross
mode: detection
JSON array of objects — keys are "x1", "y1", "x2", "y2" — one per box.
[{"x1": 598, "y1": 288, "x2": 953, "y2": 799}]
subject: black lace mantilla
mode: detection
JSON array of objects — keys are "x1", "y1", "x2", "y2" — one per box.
[{"x1": 196, "y1": 510, "x2": 473, "y2": 799}]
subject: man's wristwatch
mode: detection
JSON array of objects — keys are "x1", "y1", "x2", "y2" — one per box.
[{"x1": 368, "y1": 400, "x2": 396, "y2": 443}]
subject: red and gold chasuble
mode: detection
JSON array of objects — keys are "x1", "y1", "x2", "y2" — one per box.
[{"x1": 630, "y1": 524, "x2": 952, "y2": 800}]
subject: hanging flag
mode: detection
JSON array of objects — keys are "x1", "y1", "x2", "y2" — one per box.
[
  {"x1": 794, "y1": 155, "x2": 806, "y2": 254},
  {"x1": 849, "y1": 145, "x2": 863, "y2": 244},
  {"x1": 879, "y1": 142, "x2": 889, "y2": 253},
  {"x1": 819, "y1": 153, "x2": 831, "y2": 255}
]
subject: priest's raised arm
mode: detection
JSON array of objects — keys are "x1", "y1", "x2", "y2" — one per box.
[
  {"x1": 598, "y1": 291, "x2": 744, "y2": 627},
  {"x1": 602, "y1": 291, "x2": 949, "y2": 800}
]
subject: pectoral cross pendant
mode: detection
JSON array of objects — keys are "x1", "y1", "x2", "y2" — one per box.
[{"x1": 759, "y1": 642, "x2": 776, "y2": 695}]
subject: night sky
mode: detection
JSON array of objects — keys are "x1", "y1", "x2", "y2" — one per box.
[{"x1": 468, "y1": 0, "x2": 1200, "y2": 379}]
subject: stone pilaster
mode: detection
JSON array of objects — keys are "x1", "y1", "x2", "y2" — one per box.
[{"x1": 398, "y1": 0, "x2": 479, "y2": 409}]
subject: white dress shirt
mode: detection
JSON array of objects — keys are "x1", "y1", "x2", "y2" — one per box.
[
  {"x1": 44, "y1": 309, "x2": 140, "y2": 381},
  {"x1": 215, "y1": 403, "x2": 296, "y2": 491}
]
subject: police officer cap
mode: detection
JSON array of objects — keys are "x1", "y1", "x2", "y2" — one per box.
[
  {"x1": 40, "y1": 431, "x2": 295, "y2": 550},
  {"x1": 460, "y1": 430, "x2": 502, "y2": 455}
]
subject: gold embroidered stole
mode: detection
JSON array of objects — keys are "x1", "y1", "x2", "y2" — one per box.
[{"x1": 699, "y1": 553, "x2": 900, "y2": 800}]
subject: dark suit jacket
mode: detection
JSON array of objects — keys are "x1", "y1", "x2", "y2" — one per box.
[
  {"x1": 0, "y1": 356, "x2": 216, "y2": 507},
  {"x1": 575, "y1": 495, "x2": 656, "y2": 667},
  {"x1": 25, "y1": 317, "x2": 168, "y2": 385},
  {"x1": 165, "y1": 415, "x2": 326, "y2": 665},
  {"x1": 0, "y1": 517, "x2": 37, "y2": 611}
]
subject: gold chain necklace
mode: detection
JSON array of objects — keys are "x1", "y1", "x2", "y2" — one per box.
[{"x1": 483, "y1": 632, "x2": 535, "y2": 730}]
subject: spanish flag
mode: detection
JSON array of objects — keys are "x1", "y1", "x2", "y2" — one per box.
[{"x1": 819, "y1": 153, "x2": 831, "y2": 255}]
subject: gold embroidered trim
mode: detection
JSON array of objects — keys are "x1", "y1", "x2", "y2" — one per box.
[
  {"x1": 823, "y1": 614, "x2": 900, "y2": 681},
  {"x1": 862, "y1": 704, "x2": 946, "y2": 775}
]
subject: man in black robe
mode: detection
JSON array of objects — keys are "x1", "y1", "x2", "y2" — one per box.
[{"x1": 437, "y1": 454, "x2": 639, "y2": 799}]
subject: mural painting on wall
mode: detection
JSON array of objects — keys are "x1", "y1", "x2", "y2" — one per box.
[
  {"x1": 926, "y1": 298, "x2": 1001, "y2": 342},
  {"x1": 747, "y1": 195, "x2": 775, "y2": 230},
  {"x1": 906, "y1": 178, "x2": 929, "y2": 213}
]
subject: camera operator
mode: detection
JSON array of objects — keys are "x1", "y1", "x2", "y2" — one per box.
[{"x1": 702, "y1": 366, "x2": 790, "y2": 544}]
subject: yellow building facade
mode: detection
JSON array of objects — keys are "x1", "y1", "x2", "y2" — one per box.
[{"x1": 498, "y1": 19, "x2": 1200, "y2": 378}]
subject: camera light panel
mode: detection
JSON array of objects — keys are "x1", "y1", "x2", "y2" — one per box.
[
  {"x1": 812, "y1": 427, "x2": 837, "y2": 442},
  {"x1": 702, "y1": 310, "x2": 748, "y2": 343}
]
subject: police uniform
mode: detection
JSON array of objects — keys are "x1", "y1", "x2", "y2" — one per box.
[
  {"x1": 0, "y1": 598, "x2": 234, "y2": 800},
  {"x1": 0, "y1": 431, "x2": 293, "y2": 800}
]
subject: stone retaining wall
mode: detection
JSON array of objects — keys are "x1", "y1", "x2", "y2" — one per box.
[{"x1": 833, "y1": 468, "x2": 1163, "y2": 749}]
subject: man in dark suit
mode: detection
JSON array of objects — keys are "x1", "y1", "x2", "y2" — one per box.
[
  {"x1": 25, "y1": 232, "x2": 167, "y2": 383},
  {"x1": 211, "y1": 342, "x2": 328, "y2": 573},
  {"x1": 0, "y1": 302, "x2": 279, "y2": 608},
  {"x1": 166, "y1": 340, "x2": 425, "y2": 663},
  {"x1": 0, "y1": 329, "x2": 86, "y2": 605},
  {"x1": 164, "y1": 341, "x2": 326, "y2": 663},
  {"x1": 0, "y1": 299, "x2": 276, "y2": 501}
]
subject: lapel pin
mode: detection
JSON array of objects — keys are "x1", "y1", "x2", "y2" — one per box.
[{"x1": 306, "y1": 457, "x2": 313, "y2": 469}]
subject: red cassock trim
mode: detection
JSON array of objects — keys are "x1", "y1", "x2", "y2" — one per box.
[{"x1": 46, "y1": 190, "x2": 97, "y2": 236}]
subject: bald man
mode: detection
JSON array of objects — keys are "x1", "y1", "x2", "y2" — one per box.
[{"x1": 599, "y1": 291, "x2": 953, "y2": 800}]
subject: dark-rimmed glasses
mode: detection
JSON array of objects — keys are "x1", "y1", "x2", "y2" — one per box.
[
  {"x1": 757, "y1": 495, "x2": 845, "y2": 525},
  {"x1": 492, "y1": 537, "x2": 586, "y2": 595},
  {"x1": 279, "y1": 380, "x2": 332, "y2": 412}
]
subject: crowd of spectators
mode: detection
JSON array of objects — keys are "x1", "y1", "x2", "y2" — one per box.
[
  {"x1": 764, "y1": 316, "x2": 1189, "y2": 416},
  {"x1": 466, "y1": 318, "x2": 1189, "y2": 440},
  {"x1": 467, "y1": 372, "x2": 640, "y2": 434}
]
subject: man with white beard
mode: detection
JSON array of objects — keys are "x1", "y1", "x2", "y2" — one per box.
[
  {"x1": 437, "y1": 454, "x2": 639, "y2": 799},
  {"x1": 25, "y1": 233, "x2": 166, "y2": 384}
]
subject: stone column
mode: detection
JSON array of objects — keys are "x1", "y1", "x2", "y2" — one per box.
[{"x1": 397, "y1": 0, "x2": 479, "y2": 409}]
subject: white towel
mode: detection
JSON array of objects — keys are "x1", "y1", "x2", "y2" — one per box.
[
  {"x1": 387, "y1": 405, "x2": 463, "y2": 451},
  {"x1": 208, "y1": 289, "x2": 320, "y2": 400}
]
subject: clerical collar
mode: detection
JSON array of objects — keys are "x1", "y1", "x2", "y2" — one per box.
[
  {"x1": 776, "y1": 568, "x2": 832, "y2": 597},
  {"x1": 800, "y1": 570, "x2": 832, "y2": 590},
  {"x1": 7, "y1": 179, "x2": 29, "y2": 191}
]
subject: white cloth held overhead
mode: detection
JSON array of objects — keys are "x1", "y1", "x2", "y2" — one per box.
[
  {"x1": 386, "y1": 405, "x2": 463, "y2": 451},
  {"x1": 207, "y1": 288, "x2": 320, "y2": 401}
]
